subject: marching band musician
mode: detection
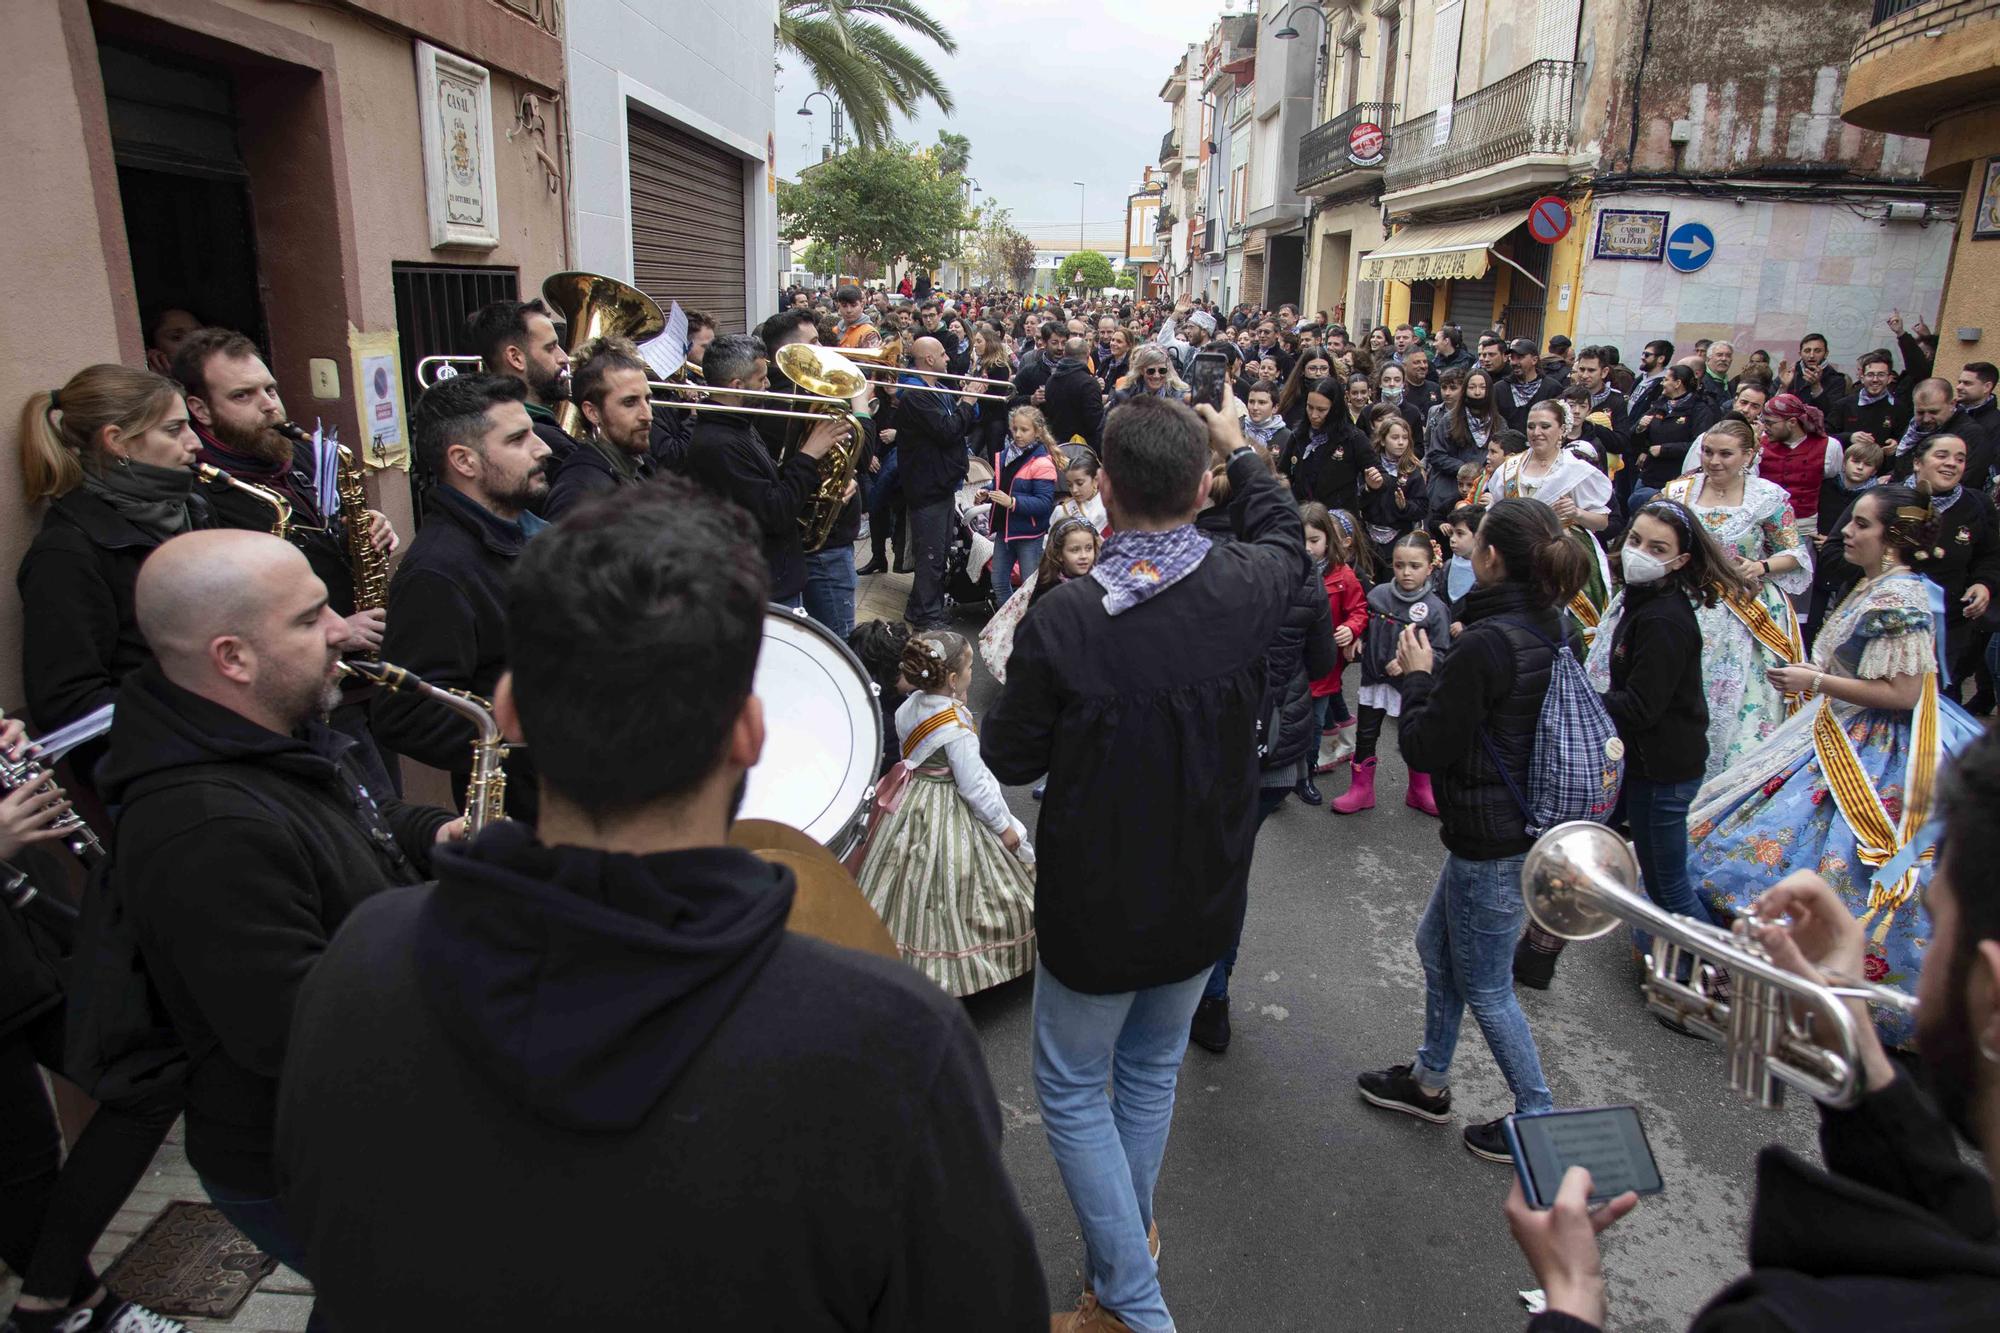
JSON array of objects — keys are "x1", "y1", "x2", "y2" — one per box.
[
  {"x1": 468, "y1": 298, "x2": 579, "y2": 465},
  {"x1": 375, "y1": 374, "x2": 548, "y2": 822},
  {"x1": 101, "y1": 529, "x2": 459, "y2": 1327},
  {"x1": 893, "y1": 336, "x2": 972, "y2": 631},
  {"x1": 682, "y1": 334, "x2": 851, "y2": 613},
  {"x1": 543, "y1": 337, "x2": 655, "y2": 521}
]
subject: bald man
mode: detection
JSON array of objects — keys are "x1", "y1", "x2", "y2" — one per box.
[
  {"x1": 98, "y1": 529, "x2": 457, "y2": 1297},
  {"x1": 893, "y1": 336, "x2": 971, "y2": 628}
]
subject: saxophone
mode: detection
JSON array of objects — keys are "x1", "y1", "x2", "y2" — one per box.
[
  {"x1": 194, "y1": 462, "x2": 292, "y2": 539},
  {"x1": 337, "y1": 660, "x2": 508, "y2": 835},
  {"x1": 275, "y1": 422, "x2": 388, "y2": 615}
]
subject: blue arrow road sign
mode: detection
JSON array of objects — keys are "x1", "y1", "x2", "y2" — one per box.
[{"x1": 1666, "y1": 221, "x2": 1716, "y2": 274}]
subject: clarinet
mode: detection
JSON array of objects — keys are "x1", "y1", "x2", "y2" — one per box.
[{"x1": 0, "y1": 734, "x2": 103, "y2": 864}]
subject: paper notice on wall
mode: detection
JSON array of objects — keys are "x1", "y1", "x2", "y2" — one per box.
[{"x1": 1431, "y1": 0, "x2": 1463, "y2": 147}]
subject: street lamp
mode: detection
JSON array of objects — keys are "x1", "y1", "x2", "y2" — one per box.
[
  {"x1": 1072, "y1": 181, "x2": 1086, "y2": 255},
  {"x1": 797, "y1": 91, "x2": 844, "y2": 155},
  {"x1": 1273, "y1": 3, "x2": 1331, "y2": 114}
]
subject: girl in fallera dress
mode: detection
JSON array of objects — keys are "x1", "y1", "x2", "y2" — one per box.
[
  {"x1": 1485, "y1": 401, "x2": 1613, "y2": 641},
  {"x1": 979, "y1": 516, "x2": 1100, "y2": 684},
  {"x1": 859, "y1": 631, "x2": 1038, "y2": 997}
]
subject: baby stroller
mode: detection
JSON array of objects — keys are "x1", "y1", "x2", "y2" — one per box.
[{"x1": 945, "y1": 456, "x2": 997, "y2": 617}]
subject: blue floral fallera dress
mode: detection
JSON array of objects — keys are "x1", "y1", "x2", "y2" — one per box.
[{"x1": 1685, "y1": 571, "x2": 1980, "y2": 1047}]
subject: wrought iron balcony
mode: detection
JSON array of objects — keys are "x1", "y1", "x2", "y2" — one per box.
[
  {"x1": 1155, "y1": 206, "x2": 1177, "y2": 234},
  {"x1": 1870, "y1": 0, "x2": 1926, "y2": 19},
  {"x1": 1160, "y1": 129, "x2": 1182, "y2": 164},
  {"x1": 1297, "y1": 102, "x2": 1397, "y2": 194},
  {"x1": 1381, "y1": 59, "x2": 1580, "y2": 195}
]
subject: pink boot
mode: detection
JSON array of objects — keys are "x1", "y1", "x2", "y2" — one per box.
[
  {"x1": 1330, "y1": 757, "x2": 1377, "y2": 814},
  {"x1": 1406, "y1": 770, "x2": 1439, "y2": 816}
]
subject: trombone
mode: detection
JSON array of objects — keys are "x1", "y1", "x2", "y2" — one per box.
[{"x1": 1522, "y1": 821, "x2": 1917, "y2": 1110}]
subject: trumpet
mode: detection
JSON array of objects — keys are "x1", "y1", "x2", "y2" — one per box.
[
  {"x1": 338, "y1": 660, "x2": 509, "y2": 836},
  {"x1": 1522, "y1": 821, "x2": 1917, "y2": 1110}
]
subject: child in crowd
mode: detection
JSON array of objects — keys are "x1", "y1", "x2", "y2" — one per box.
[
  {"x1": 1055, "y1": 447, "x2": 1108, "y2": 536},
  {"x1": 979, "y1": 516, "x2": 1100, "y2": 684},
  {"x1": 1243, "y1": 380, "x2": 1292, "y2": 456},
  {"x1": 981, "y1": 407, "x2": 1061, "y2": 609},
  {"x1": 1303, "y1": 502, "x2": 1368, "y2": 774},
  {"x1": 847, "y1": 618, "x2": 913, "y2": 778},
  {"x1": 1361, "y1": 416, "x2": 1428, "y2": 570},
  {"x1": 1455, "y1": 462, "x2": 1483, "y2": 508},
  {"x1": 1441, "y1": 503, "x2": 1485, "y2": 636},
  {"x1": 1331, "y1": 530, "x2": 1453, "y2": 816},
  {"x1": 1818, "y1": 437, "x2": 1883, "y2": 542},
  {"x1": 857, "y1": 631, "x2": 1037, "y2": 997},
  {"x1": 1481, "y1": 428, "x2": 1529, "y2": 494}
]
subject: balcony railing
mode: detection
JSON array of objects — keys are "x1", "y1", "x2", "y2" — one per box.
[
  {"x1": 1381, "y1": 59, "x2": 1579, "y2": 195},
  {"x1": 1160, "y1": 130, "x2": 1181, "y2": 163},
  {"x1": 1297, "y1": 101, "x2": 1398, "y2": 193},
  {"x1": 1870, "y1": 0, "x2": 1927, "y2": 19},
  {"x1": 1155, "y1": 206, "x2": 1177, "y2": 234}
]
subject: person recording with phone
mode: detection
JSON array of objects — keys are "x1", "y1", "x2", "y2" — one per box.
[{"x1": 1508, "y1": 724, "x2": 2000, "y2": 1332}]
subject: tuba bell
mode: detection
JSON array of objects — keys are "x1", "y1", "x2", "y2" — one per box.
[
  {"x1": 774, "y1": 343, "x2": 871, "y2": 553},
  {"x1": 540, "y1": 272, "x2": 666, "y2": 439}
]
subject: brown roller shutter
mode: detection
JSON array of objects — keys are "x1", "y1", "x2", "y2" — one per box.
[{"x1": 627, "y1": 109, "x2": 748, "y2": 333}]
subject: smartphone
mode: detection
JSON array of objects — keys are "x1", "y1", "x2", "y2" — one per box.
[
  {"x1": 1504, "y1": 1105, "x2": 1664, "y2": 1209},
  {"x1": 1189, "y1": 350, "x2": 1230, "y2": 411}
]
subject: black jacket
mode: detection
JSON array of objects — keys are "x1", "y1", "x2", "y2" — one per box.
[
  {"x1": 1497, "y1": 373, "x2": 1565, "y2": 431},
  {"x1": 684, "y1": 416, "x2": 821, "y2": 599},
  {"x1": 373, "y1": 485, "x2": 540, "y2": 822},
  {"x1": 1283, "y1": 422, "x2": 1376, "y2": 511},
  {"x1": 523, "y1": 402, "x2": 580, "y2": 467},
  {"x1": 1528, "y1": 1073, "x2": 2000, "y2": 1333},
  {"x1": 983, "y1": 450, "x2": 1307, "y2": 993},
  {"x1": 1397, "y1": 582, "x2": 1567, "y2": 860},
  {"x1": 196, "y1": 433, "x2": 358, "y2": 618},
  {"x1": 98, "y1": 663, "x2": 448, "y2": 1192},
  {"x1": 543, "y1": 436, "x2": 654, "y2": 521},
  {"x1": 1042, "y1": 358, "x2": 1105, "y2": 453},
  {"x1": 1826, "y1": 389, "x2": 1911, "y2": 446},
  {"x1": 1600, "y1": 582, "x2": 1708, "y2": 783},
  {"x1": 1204, "y1": 515, "x2": 1339, "y2": 777},
  {"x1": 1889, "y1": 410, "x2": 1997, "y2": 492},
  {"x1": 17, "y1": 488, "x2": 213, "y2": 738},
  {"x1": 1358, "y1": 464, "x2": 1428, "y2": 541},
  {"x1": 1633, "y1": 392, "x2": 1718, "y2": 488},
  {"x1": 891, "y1": 380, "x2": 969, "y2": 507},
  {"x1": 1779, "y1": 362, "x2": 1850, "y2": 411},
  {"x1": 277, "y1": 824, "x2": 1047, "y2": 1331}
]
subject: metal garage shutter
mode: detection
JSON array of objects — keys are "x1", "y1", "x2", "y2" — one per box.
[
  {"x1": 1447, "y1": 274, "x2": 1497, "y2": 334},
  {"x1": 628, "y1": 109, "x2": 747, "y2": 333}
]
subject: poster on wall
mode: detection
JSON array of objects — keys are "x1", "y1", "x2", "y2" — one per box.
[
  {"x1": 415, "y1": 41, "x2": 500, "y2": 251},
  {"x1": 1593, "y1": 209, "x2": 1669, "y2": 261},
  {"x1": 348, "y1": 330, "x2": 410, "y2": 471},
  {"x1": 1975, "y1": 159, "x2": 2000, "y2": 240}
]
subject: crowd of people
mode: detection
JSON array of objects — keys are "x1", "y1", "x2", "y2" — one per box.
[{"x1": 0, "y1": 272, "x2": 1994, "y2": 1333}]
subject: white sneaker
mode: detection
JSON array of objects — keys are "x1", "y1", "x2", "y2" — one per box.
[{"x1": 100, "y1": 1303, "x2": 189, "y2": 1333}]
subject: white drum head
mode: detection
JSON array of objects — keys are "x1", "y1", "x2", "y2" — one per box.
[{"x1": 739, "y1": 606, "x2": 881, "y2": 847}]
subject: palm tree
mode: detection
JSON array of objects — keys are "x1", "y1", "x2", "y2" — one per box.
[{"x1": 778, "y1": 0, "x2": 957, "y2": 149}]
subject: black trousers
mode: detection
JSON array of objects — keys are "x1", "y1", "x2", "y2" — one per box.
[
  {"x1": 1354, "y1": 703, "x2": 1388, "y2": 763},
  {"x1": 0, "y1": 1008, "x2": 178, "y2": 1303},
  {"x1": 903, "y1": 497, "x2": 955, "y2": 629}
]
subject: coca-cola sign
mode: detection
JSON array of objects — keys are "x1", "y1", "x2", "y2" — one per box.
[{"x1": 1348, "y1": 121, "x2": 1386, "y2": 168}]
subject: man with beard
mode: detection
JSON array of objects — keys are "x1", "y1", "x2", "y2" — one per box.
[
  {"x1": 1956, "y1": 361, "x2": 1999, "y2": 460},
  {"x1": 375, "y1": 375, "x2": 551, "y2": 822},
  {"x1": 101, "y1": 529, "x2": 458, "y2": 1320},
  {"x1": 174, "y1": 329, "x2": 398, "y2": 656},
  {"x1": 1506, "y1": 726, "x2": 2000, "y2": 1333},
  {"x1": 1627, "y1": 339, "x2": 1676, "y2": 420},
  {"x1": 469, "y1": 297, "x2": 577, "y2": 464},
  {"x1": 1497, "y1": 338, "x2": 1563, "y2": 431},
  {"x1": 1827, "y1": 350, "x2": 1909, "y2": 451},
  {"x1": 1570, "y1": 347, "x2": 1629, "y2": 464},
  {"x1": 1402, "y1": 346, "x2": 1439, "y2": 417},
  {"x1": 544, "y1": 337, "x2": 655, "y2": 520},
  {"x1": 1477, "y1": 333, "x2": 1509, "y2": 379}
]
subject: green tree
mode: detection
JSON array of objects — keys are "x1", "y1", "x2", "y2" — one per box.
[
  {"x1": 779, "y1": 0, "x2": 956, "y2": 150},
  {"x1": 799, "y1": 241, "x2": 843, "y2": 276},
  {"x1": 1057, "y1": 250, "x2": 1116, "y2": 293},
  {"x1": 1115, "y1": 271, "x2": 1137, "y2": 290},
  {"x1": 780, "y1": 142, "x2": 971, "y2": 275},
  {"x1": 933, "y1": 130, "x2": 972, "y2": 176}
]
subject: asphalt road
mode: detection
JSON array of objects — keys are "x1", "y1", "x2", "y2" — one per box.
[{"x1": 958, "y1": 649, "x2": 1820, "y2": 1333}]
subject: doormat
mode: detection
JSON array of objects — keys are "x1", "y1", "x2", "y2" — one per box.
[{"x1": 101, "y1": 1201, "x2": 279, "y2": 1320}]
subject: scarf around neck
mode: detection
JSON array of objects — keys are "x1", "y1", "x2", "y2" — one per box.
[
  {"x1": 81, "y1": 457, "x2": 196, "y2": 539},
  {"x1": 1091, "y1": 525, "x2": 1211, "y2": 616},
  {"x1": 1244, "y1": 414, "x2": 1283, "y2": 445}
]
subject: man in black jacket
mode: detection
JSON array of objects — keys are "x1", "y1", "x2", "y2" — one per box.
[
  {"x1": 468, "y1": 297, "x2": 579, "y2": 464},
  {"x1": 683, "y1": 334, "x2": 848, "y2": 609},
  {"x1": 1043, "y1": 336, "x2": 1106, "y2": 452},
  {"x1": 1826, "y1": 350, "x2": 1910, "y2": 451},
  {"x1": 895, "y1": 337, "x2": 970, "y2": 629},
  {"x1": 276, "y1": 484, "x2": 1047, "y2": 1331},
  {"x1": 376, "y1": 374, "x2": 550, "y2": 822},
  {"x1": 1892, "y1": 379, "x2": 1995, "y2": 486},
  {"x1": 1956, "y1": 361, "x2": 1999, "y2": 476},
  {"x1": 985, "y1": 393, "x2": 1305, "y2": 1333},
  {"x1": 1498, "y1": 338, "x2": 1564, "y2": 431},
  {"x1": 1570, "y1": 346, "x2": 1629, "y2": 468},
  {"x1": 544, "y1": 336, "x2": 655, "y2": 520},
  {"x1": 103, "y1": 528, "x2": 455, "y2": 1304},
  {"x1": 761, "y1": 309, "x2": 873, "y2": 637},
  {"x1": 1777, "y1": 331, "x2": 1849, "y2": 411}
]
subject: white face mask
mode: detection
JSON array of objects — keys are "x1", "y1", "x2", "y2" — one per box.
[
  {"x1": 1620, "y1": 546, "x2": 1674, "y2": 585},
  {"x1": 1380, "y1": 385, "x2": 1404, "y2": 403}
]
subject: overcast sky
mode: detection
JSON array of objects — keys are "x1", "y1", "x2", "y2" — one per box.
[{"x1": 774, "y1": 0, "x2": 1244, "y2": 242}]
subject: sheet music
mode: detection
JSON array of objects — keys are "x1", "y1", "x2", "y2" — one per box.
[
  {"x1": 312, "y1": 420, "x2": 342, "y2": 517},
  {"x1": 638, "y1": 301, "x2": 689, "y2": 380},
  {"x1": 36, "y1": 704, "x2": 114, "y2": 763}
]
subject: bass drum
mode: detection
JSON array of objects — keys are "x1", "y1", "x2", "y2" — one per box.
[{"x1": 738, "y1": 605, "x2": 883, "y2": 857}]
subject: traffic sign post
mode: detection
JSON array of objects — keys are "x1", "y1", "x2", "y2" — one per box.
[
  {"x1": 1527, "y1": 195, "x2": 1572, "y2": 245},
  {"x1": 1666, "y1": 221, "x2": 1716, "y2": 273}
]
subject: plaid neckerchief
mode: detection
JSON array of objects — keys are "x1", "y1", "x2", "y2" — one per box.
[
  {"x1": 1091, "y1": 525, "x2": 1213, "y2": 616},
  {"x1": 1857, "y1": 388, "x2": 1894, "y2": 407}
]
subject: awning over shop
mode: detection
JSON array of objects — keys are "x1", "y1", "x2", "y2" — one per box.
[{"x1": 1359, "y1": 215, "x2": 1522, "y2": 284}]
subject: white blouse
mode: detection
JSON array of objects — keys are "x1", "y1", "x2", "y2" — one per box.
[{"x1": 896, "y1": 692, "x2": 1022, "y2": 839}]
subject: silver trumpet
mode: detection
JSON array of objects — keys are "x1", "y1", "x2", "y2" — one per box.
[{"x1": 1522, "y1": 821, "x2": 1917, "y2": 1110}]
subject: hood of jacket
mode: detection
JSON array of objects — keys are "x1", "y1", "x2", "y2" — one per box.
[
  {"x1": 413, "y1": 821, "x2": 795, "y2": 1133},
  {"x1": 1050, "y1": 356, "x2": 1090, "y2": 379},
  {"x1": 97, "y1": 660, "x2": 351, "y2": 803},
  {"x1": 1746, "y1": 1144, "x2": 2000, "y2": 1283}
]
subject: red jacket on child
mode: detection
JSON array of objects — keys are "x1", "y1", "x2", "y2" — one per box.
[{"x1": 1312, "y1": 562, "x2": 1367, "y2": 696}]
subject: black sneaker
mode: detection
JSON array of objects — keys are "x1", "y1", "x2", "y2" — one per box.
[
  {"x1": 1190, "y1": 995, "x2": 1231, "y2": 1053},
  {"x1": 1463, "y1": 1117, "x2": 1514, "y2": 1163},
  {"x1": 1356, "y1": 1064, "x2": 1451, "y2": 1123}
]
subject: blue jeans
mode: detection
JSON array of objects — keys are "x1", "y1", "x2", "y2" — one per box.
[
  {"x1": 804, "y1": 546, "x2": 857, "y2": 639},
  {"x1": 990, "y1": 535, "x2": 1044, "y2": 606},
  {"x1": 1034, "y1": 961, "x2": 1210, "y2": 1333},
  {"x1": 1313, "y1": 691, "x2": 1351, "y2": 728},
  {"x1": 1204, "y1": 786, "x2": 1292, "y2": 1001},
  {"x1": 773, "y1": 592, "x2": 804, "y2": 612},
  {"x1": 867, "y1": 450, "x2": 902, "y2": 557},
  {"x1": 199, "y1": 1176, "x2": 329, "y2": 1332},
  {"x1": 1411, "y1": 854, "x2": 1554, "y2": 1114}
]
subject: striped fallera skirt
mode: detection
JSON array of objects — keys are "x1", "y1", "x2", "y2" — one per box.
[{"x1": 856, "y1": 770, "x2": 1037, "y2": 997}]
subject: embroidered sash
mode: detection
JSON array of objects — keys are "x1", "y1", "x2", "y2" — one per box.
[
  {"x1": 900, "y1": 704, "x2": 970, "y2": 759},
  {"x1": 1811, "y1": 670, "x2": 1941, "y2": 923},
  {"x1": 1724, "y1": 587, "x2": 1807, "y2": 712}
]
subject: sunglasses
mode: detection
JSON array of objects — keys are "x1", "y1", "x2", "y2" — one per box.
[{"x1": 1145, "y1": 366, "x2": 1169, "y2": 377}]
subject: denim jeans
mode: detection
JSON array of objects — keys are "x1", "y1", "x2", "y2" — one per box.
[
  {"x1": 1034, "y1": 961, "x2": 1210, "y2": 1333},
  {"x1": 1313, "y1": 692, "x2": 1351, "y2": 728},
  {"x1": 990, "y1": 535, "x2": 1043, "y2": 607},
  {"x1": 773, "y1": 591, "x2": 804, "y2": 612},
  {"x1": 867, "y1": 451, "x2": 902, "y2": 559},
  {"x1": 804, "y1": 546, "x2": 857, "y2": 639},
  {"x1": 903, "y1": 497, "x2": 954, "y2": 628},
  {"x1": 1411, "y1": 854, "x2": 1554, "y2": 1114},
  {"x1": 199, "y1": 1176, "x2": 329, "y2": 1332},
  {"x1": 1204, "y1": 786, "x2": 1291, "y2": 1001}
]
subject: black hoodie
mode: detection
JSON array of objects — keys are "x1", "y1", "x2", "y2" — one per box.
[
  {"x1": 277, "y1": 823, "x2": 1047, "y2": 1330},
  {"x1": 99, "y1": 662, "x2": 450, "y2": 1193}
]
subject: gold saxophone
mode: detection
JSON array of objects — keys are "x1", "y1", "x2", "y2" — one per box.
[
  {"x1": 338, "y1": 660, "x2": 509, "y2": 835},
  {"x1": 194, "y1": 462, "x2": 292, "y2": 539},
  {"x1": 273, "y1": 422, "x2": 388, "y2": 617}
]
